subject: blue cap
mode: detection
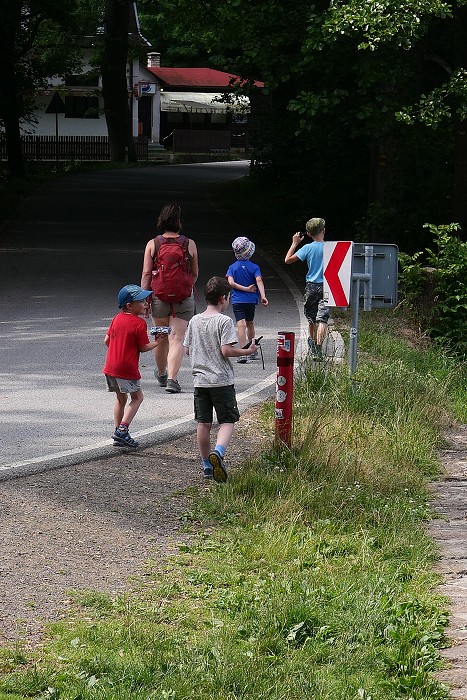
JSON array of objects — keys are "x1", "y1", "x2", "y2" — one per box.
[{"x1": 118, "y1": 285, "x2": 152, "y2": 308}]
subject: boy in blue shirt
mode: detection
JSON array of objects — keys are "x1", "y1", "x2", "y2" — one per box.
[
  {"x1": 226, "y1": 237, "x2": 268, "y2": 363},
  {"x1": 284, "y1": 217, "x2": 330, "y2": 360}
]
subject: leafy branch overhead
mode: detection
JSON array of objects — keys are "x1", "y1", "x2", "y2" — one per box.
[{"x1": 138, "y1": 0, "x2": 467, "y2": 246}]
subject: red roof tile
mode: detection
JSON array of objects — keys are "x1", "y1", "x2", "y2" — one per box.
[{"x1": 147, "y1": 67, "x2": 263, "y2": 89}]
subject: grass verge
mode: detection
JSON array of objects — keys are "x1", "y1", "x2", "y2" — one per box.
[{"x1": 1, "y1": 313, "x2": 465, "y2": 699}]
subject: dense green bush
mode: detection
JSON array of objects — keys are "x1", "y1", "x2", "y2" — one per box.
[{"x1": 399, "y1": 223, "x2": 467, "y2": 356}]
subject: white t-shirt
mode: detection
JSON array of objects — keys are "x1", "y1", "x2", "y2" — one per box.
[{"x1": 183, "y1": 313, "x2": 238, "y2": 387}]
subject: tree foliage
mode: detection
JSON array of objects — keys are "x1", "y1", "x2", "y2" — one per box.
[
  {"x1": 399, "y1": 223, "x2": 467, "y2": 354},
  {"x1": 0, "y1": 0, "x2": 101, "y2": 177},
  {"x1": 139, "y1": 0, "x2": 467, "y2": 250}
]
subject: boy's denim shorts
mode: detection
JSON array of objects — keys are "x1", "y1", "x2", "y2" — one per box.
[
  {"x1": 232, "y1": 303, "x2": 256, "y2": 322},
  {"x1": 304, "y1": 282, "x2": 330, "y2": 324},
  {"x1": 105, "y1": 375, "x2": 141, "y2": 394},
  {"x1": 194, "y1": 385, "x2": 240, "y2": 424}
]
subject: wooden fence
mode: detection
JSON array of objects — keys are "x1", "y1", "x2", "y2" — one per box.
[{"x1": 0, "y1": 135, "x2": 148, "y2": 161}]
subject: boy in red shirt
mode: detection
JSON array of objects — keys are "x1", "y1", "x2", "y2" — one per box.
[{"x1": 103, "y1": 285, "x2": 161, "y2": 448}]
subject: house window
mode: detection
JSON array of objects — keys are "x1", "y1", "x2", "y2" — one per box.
[
  {"x1": 64, "y1": 95, "x2": 99, "y2": 118},
  {"x1": 64, "y1": 73, "x2": 99, "y2": 119}
]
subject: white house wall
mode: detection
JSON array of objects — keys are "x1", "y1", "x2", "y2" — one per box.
[
  {"x1": 132, "y1": 63, "x2": 161, "y2": 143},
  {"x1": 25, "y1": 58, "x2": 161, "y2": 142},
  {"x1": 26, "y1": 95, "x2": 108, "y2": 137}
]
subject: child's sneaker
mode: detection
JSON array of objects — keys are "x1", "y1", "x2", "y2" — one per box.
[
  {"x1": 307, "y1": 337, "x2": 323, "y2": 361},
  {"x1": 237, "y1": 356, "x2": 248, "y2": 364},
  {"x1": 203, "y1": 466, "x2": 213, "y2": 479},
  {"x1": 250, "y1": 351, "x2": 259, "y2": 360},
  {"x1": 208, "y1": 449, "x2": 228, "y2": 482},
  {"x1": 113, "y1": 428, "x2": 138, "y2": 448},
  {"x1": 307, "y1": 336, "x2": 317, "y2": 353}
]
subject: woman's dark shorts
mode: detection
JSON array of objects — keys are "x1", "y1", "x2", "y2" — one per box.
[
  {"x1": 232, "y1": 303, "x2": 256, "y2": 322},
  {"x1": 194, "y1": 385, "x2": 240, "y2": 424},
  {"x1": 304, "y1": 282, "x2": 330, "y2": 324}
]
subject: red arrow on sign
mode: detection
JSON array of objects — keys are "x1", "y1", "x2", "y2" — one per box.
[{"x1": 324, "y1": 241, "x2": 352, "y2": 306}]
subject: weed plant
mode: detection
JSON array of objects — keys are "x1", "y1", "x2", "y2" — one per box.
[{"x1": 1, "y1": 315, "x2": 464, "y2": 699}]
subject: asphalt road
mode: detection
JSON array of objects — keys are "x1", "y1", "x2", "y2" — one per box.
[{"x1": 0, "y1": 161, "x2": 307, "y2": 476}]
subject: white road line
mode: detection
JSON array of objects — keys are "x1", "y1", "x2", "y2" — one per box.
[{"x1": 0, "y1": 372, "x2": 278, "y2": 471}]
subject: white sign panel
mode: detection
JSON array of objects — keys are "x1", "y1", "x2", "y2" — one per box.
[
  {"x1": 323, "y1": 241, "x2": 353, "y2": 307},
  {"x1": 139, "y1": 83, "x2": 157, "y2": 96}
]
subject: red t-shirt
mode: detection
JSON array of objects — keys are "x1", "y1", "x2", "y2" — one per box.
[{"x1": 102, "y1": 312, "x2": 150, "y2": 380}]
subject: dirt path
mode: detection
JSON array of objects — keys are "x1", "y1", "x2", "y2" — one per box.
[
  {"x1": 430, "y1": 424, "x2": 467, "y2": 699},
  {"x1": 0, "y1": 416, "x2": 263, "y2": 649}
]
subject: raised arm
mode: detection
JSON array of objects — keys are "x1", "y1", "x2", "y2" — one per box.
[{"x1": 284, "y1": 232, "x2": 304, "y2": 264}]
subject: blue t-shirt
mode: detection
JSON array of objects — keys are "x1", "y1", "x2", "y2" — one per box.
[
  {"x1": 226, "y1": 259, "x2": 262, "y2": 304},
  {"x1": 295, "y1": 240, "x2": 324, "y2": 282}
]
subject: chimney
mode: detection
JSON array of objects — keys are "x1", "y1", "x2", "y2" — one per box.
[{"x1": 147, "y1": 52, "x2": 161, "y2": 68}]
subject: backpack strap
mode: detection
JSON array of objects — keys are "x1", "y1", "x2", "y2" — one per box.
[
  {"x1": 153, "y1": 234, "x2": 188, "y2": 257},
  {"x1": 178, "y1": 234, "x2": 189, "y2": 250},
  {"x1": 153, "y1": 235, "x2": 165, "y2": 260}
]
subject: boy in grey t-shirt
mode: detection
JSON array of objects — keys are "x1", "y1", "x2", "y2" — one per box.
[{"x1": 183, "y1": 276, "x2": 258, "y2": 482}]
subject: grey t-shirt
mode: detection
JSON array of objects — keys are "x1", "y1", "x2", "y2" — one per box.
[{"x1": 183, "y1": 313, "x2": 238, "y2": 387}]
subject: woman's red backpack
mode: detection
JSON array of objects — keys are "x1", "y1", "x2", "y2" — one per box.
[{"x1": 151, "y1": 234, "x2": 193, "y2": 304}]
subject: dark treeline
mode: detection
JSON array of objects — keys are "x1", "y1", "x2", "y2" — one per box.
[
  {"x1": 139, "y1": 0, "x2": 467, "y2": 253},
  {"x1": 2, "y1": 1, "x2": 466, "y2": 254}
]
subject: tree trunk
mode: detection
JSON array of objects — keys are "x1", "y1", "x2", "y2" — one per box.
[
  {"x1": 0, "y1": 43, "x2": 26, "y2": 177},
  {"x1": 101, "y1": 0, "x2": 137, "y2": 163}
]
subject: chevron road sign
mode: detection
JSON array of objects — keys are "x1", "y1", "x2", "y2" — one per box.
[{"x1": 323, "y1": 241, "x2": 353, "y2": 307}]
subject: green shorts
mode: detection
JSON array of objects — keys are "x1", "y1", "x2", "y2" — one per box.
[{"x1": 194, "y1": 385, "x2": 240, "y2": 424}]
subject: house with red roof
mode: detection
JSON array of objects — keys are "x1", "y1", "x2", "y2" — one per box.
[
  {"x1": 20, "y1": 4, "x2": 263, "y2": 156},
  {"x1": 135, "y1": 54, "x2": 263, "y2": 151}
]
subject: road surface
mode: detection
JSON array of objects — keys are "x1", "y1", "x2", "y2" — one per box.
[{"x1": 0, "y1": 161, "x2": 307, "y2": 477}]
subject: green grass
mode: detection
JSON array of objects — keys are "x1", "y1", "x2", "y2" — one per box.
[{"x1": 1, "y1": 312, "x2": 463, "y2": 699}]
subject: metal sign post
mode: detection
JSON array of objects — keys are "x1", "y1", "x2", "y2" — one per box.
[
  {"x1": 324, "y1": 242, "x2": 398, "y2": 390},
  {"x1": 45, "y1": 92, "x2": 66, "y2": 164}
]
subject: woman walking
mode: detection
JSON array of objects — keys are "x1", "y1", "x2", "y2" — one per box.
[{"x1": 141, "y1": 203, "x2": 199, "y2": 393}]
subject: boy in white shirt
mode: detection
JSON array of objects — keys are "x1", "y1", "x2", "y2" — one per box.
[{"x1": 183, "y1": 276, "x2": 258, "y2": 481}]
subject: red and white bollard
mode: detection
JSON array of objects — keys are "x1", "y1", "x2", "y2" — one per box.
[{"x1": 275, "y1": 331, "x2": 295, "y2": 448}]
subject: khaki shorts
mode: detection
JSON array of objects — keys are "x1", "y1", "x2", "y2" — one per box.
[
  {"x1": 105, "y1": 375, "x2": 141, "y2": 394},
  {"x1": 151, "y1": 293, "x2": 195, "y2": 321}
]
